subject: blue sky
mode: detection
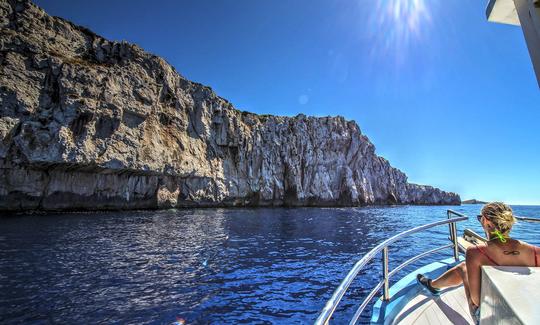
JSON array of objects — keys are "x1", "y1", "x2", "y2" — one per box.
[{"x1": 35, "y1": 0, "x2": 540, "y2": 205}]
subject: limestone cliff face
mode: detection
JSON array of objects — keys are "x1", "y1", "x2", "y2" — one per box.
[{"x1": 0, "y1": 0, "x2": 460, "y2": 210}]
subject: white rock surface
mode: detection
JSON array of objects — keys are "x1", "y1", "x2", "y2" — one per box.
[{"x1": 0, "y1": 0, "x2": 460, "y2": 210}]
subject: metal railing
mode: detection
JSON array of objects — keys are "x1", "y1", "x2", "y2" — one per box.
[
  {"x1": 516, "y1": 216, "x2": 540, "y2": 223},
  {"x1": 315, "y1": 210, "x2": 468, "y2": 325}
]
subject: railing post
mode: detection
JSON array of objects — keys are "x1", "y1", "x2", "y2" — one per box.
[
  {"x1": 382, "y1": 247, "x2": 389, "y2": 301},
  {"x1": 451, "y1": 222, "x2": 459, "y2": 262},
  {"x1": 447, "y1": 210, "x2": 454, "y2": 243}
]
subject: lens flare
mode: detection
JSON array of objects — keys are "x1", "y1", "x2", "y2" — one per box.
[{"x1": 368, "y1": 0, "x2": 433, "y2": 65}]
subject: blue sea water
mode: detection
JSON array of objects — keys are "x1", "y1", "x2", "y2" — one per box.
[{"x1": 1, "y1": 205, "x2": 540, "y2": 324}]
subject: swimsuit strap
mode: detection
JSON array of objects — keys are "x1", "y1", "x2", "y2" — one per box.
[
  {"x1": 475, "y1": 244, "x2": 499, "y2": 266},
  {"x1": 533, "y1": 246, "x2": 539, "y2": 267}
]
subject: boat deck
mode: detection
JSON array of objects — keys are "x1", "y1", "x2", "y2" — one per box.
[
  {"x1": 392, "y1": 285, "x2": 474, "y2": 325},
  {"x1": 370, "y1": 257, "x2": 473, "y2": 325}
]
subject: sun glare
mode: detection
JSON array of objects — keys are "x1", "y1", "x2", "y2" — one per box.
[{"x1": 369, "y1": 0, "x2": 433, "y2": 64}]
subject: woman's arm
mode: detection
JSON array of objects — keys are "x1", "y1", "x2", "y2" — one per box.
[{"x1": 466, "y1": 247, "x2": 482, "y2": 307}]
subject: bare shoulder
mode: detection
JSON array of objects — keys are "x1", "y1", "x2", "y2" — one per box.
[
  {"x1": 529, "y1": 243, "x2": 540, "y2": 252},
  {"x1": 465, "y1": 245, "x2": 483, "y2": 259},
  {"x1": 517, "y1": 240, "x2": 539, "y2": 250},
  {"x1": 524, "y1": 240, "x2": 539, "y2": 249},
  {"x1": 466, "y1": 243, "x2": 486, "y2": 252}
]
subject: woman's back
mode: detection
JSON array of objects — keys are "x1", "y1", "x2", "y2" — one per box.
[{"x1": 475, "y1": 239, "x2": 539, "y2": 267}]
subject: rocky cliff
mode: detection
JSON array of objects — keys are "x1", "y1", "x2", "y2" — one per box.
[{"x1": 0, "y1": 0, "x2": 460, "y2": 211}]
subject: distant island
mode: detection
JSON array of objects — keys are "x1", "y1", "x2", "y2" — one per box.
[{"x1": 462, "y1": 199, "x2": 487, "y2": 204}]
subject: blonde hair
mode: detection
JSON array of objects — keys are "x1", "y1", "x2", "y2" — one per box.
[{"x1": 481, "y1": 202, "x2": 516, "y2": 236}]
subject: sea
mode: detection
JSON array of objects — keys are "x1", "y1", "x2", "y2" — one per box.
[{"x1": 1, "y1": 205, "x2": 539, "y2": 324}]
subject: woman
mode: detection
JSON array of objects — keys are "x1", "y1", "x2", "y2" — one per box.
[{"x1": 417, "y1": 202, "x2": 539, "y2": 319}]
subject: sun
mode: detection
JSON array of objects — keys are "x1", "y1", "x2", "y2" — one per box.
[{"x1": 368, "y1": 0, "x2": 433, "y2": 64}]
